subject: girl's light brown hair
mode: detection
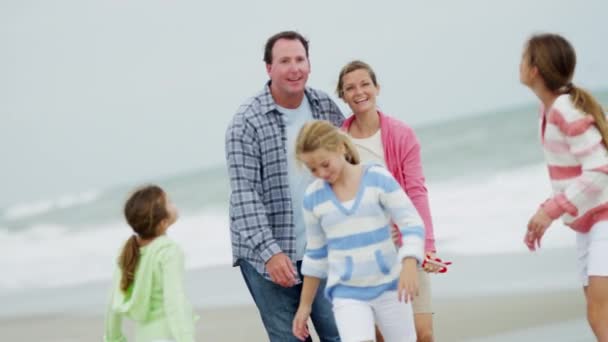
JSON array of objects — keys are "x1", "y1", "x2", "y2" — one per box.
[
  {"x1": 295, "y1": 120, "x2": 360, "y2": 165},
  {"x1": 119, "y1": 185, "x2": 169, "y2": 292},
  {"x1": 525, "y1": 33, "x2": 608, "y2": 147},
  {"x1": 336, "y1": 60, "x2": 378, "y2": 99}
]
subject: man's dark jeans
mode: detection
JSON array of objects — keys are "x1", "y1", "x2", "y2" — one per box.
[{"x1": 239, "y1": 259, "x2": 340, "y2": 342}]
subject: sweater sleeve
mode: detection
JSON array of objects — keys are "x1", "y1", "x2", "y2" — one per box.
[
  {"x1": 160, "y1": 245, "x2": 196, "y2": 342},
  {"x1": 103, "y1": 268, "x2": 127, "y2": 342},
  {"x1": 301, "y1": 191, "x2": 329, "y2": 278},
  {"x1": 400, "y1": 130, "x2": 436, "y2": 252},
  {"x1": 376, "y1": 167, "x2": 425, "y2": 265},
  {"x1": 541, "y1": 108, "x2": 608, "y2": 219}
]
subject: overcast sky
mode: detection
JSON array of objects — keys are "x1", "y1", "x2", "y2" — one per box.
[{"x1": 2, "y1": 0, "x2": 607, "y2": 207}]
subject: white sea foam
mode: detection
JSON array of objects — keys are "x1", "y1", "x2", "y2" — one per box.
[
  {"x1": 433, "y1": 163, "x2": 576, "y2": 256},
  {"x1": 0, "y1": 208, "x2": 231, "y2": 293},
  {"x1": 0, "y1": 163, "x2": 578, "y2": 293}
]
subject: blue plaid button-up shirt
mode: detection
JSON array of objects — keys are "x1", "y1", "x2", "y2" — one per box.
[{"x1": 225, "y1": 83, "x2": 344, "y2": 280}]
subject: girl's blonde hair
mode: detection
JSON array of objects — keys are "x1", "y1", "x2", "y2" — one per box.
[
  {"x1": 119, "y1": 185, "x2": 169, "y2": 292},
  {"x1": 295, "y1": 120, "x2": 360, "y2": 165},
  {"x1": 525, "y1": 33, "x2": 608, "y2": 148}
]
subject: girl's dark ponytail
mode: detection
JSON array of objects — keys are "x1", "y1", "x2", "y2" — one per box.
[
  {"x1": 119, "y1": 185, "x2": 169, "y2": 292},
  {"x1": 118, "y1": 235, "x2": 140, "y2": 292}
]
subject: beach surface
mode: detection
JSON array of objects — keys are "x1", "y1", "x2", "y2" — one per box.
[
  {"x1": 0, "y1": 290, "x2": 589, "y2": 342},
  {"x1": 0, "y1": 248, "x2": 594, "y2": 341}
]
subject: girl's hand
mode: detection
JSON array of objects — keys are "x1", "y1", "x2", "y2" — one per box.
[
  {"x1": 525, "y1": 208, "x2": 553, "y2": 251},
  {"x1": 398, "y1": 258, "x2": 419, "y2": 303},
  {"x1": 292, "y1": 305, "x2": 311, "y2": 341}
]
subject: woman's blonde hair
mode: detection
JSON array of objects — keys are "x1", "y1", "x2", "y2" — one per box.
[
  {"x1": 336, "y1": 60, "x2": 378, "y2": 99},
  {"x1": 295, "y1": 120, "x2": 360, "y2": 165},
  {"x1": 525, "y1": 33, "x2": 608, "y2": 147}
]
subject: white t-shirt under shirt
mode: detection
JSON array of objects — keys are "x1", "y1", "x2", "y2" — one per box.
[
  {"x1": 345, "y1": 130, "x2": 386, "y2": 210},
  {"x1": 276, "y1": 98, "x2": 314, "y2": 261},
  {"x1": 349, "y1": 129, "x2": 386, "y2": 167},
  {"x1": 341, "y1": 199, "x2": 355, "y2": 210}
]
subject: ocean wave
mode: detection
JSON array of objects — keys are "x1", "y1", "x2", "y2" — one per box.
[
  {"x1": 433, "y1": 163, "x2": 575, "y2": 255},
  {"x1": 0, "y1": 208, "x2": 231, "y2": 293},
  {"x1": 0, "y1": 163, "x2": 578, "y2": 293},
  {"x1": 2, "y1": 190, "x2": 101, "y2": 221}
]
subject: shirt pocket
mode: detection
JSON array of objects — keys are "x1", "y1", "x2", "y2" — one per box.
[
  {"x1": 339, "y1": 256, "x2": 354, "y2": 281},
  {"x1": 374, "y1": 249, "x2": 392, "y2": 275}
]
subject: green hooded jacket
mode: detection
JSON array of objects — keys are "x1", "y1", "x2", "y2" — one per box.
[{"x1": 104, "y1": 236, "x2": 197, "y2": 342}]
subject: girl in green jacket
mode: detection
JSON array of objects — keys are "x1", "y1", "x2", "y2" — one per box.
[{"x1": 104, "y1": 185, "x2": 197, "y2": 342}]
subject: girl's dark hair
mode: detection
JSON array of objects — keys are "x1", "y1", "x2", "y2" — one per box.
[
  {"x1": 118, "y1": 185, "x2": 168, "y2": 292},
  {"x1": 525, "y1": 33, "x2": 608, "y2": 147}
]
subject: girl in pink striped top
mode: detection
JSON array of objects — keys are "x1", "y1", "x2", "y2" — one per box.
[{"x1": 520, "y1": 33, "x2": 608, "y2": 340}]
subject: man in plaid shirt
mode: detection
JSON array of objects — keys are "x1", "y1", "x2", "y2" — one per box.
[{"x1": 225, "y1": 31, "x2": 343, "y2": 341}]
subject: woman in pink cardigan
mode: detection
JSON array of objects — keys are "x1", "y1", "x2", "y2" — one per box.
[{"x1": 337, "y1": 60, "x2": 442, "y2": 342}]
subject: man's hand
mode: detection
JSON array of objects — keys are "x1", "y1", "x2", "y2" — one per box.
[{"x1": 266, "y1": 253, "x2": 297, "y2": 287}]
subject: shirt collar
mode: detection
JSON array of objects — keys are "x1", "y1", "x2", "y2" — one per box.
[{"x1": 261, "y1": 81, "x2": 321, "y2": 115}]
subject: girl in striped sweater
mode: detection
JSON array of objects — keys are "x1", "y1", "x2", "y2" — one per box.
[
  {"x1": 520, "y1": 33, "x2": 608, "y2": 340},
  {"x1": 291, "y1": 120, "x2": 424, "y2": 342}
]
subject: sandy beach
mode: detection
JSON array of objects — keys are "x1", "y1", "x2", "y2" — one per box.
[
  {"x1": 0, "y1": 248, "x2": 594, "y2": 341},
  {"x1": 0, "y1": 289, "x2": 588, "y2": 341}
]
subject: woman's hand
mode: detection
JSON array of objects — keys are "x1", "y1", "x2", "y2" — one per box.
[
  {"x1": 422, "y1": 252, "x2": 441, "y2": 273},
  {"x1": 391, "y1": 224, "x2": 402, "y2": 247},
  {"x1": 398, "y1": 258, "x2": 419, "y2": 303},
  {"x1": 292, "y1": 305, "x2": 312, "y2": 341}
]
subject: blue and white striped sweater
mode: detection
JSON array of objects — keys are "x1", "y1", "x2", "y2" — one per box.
[{"x1": 301, "y1": 165, "x2": 425, "y2": 301}]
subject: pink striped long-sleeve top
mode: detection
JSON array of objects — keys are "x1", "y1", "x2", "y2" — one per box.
[{"x1": 540, "y1": 94, "x2": 608, "y2": 233}]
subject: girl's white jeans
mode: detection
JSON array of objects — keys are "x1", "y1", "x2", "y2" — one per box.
[
  {"x1": 577, "y1": 221, "x2": 608, "y2": 286},
  {"x1": 332, "y1": 290, "x2": 416, "y2": 342}
]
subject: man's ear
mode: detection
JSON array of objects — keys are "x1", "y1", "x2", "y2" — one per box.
[{"x1": 266, "y1": 63, "x2": 272, "y2": 76}]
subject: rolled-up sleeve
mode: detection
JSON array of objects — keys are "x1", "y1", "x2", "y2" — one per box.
[{"x1": 225, "y1": 115, "x2": 281, "y2": 262}]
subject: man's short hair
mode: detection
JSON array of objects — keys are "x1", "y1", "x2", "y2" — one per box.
[{"x1": 263, "y1": 31, "x2": 309, "y2": 65}]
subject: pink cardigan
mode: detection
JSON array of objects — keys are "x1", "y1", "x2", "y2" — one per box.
[{"x1": 342, "y1": 111, "x2": 436, "y2": 252}]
